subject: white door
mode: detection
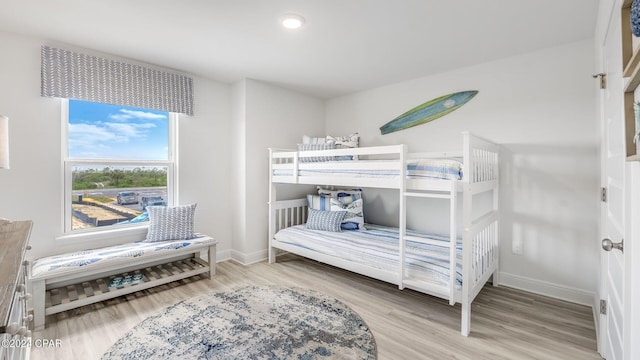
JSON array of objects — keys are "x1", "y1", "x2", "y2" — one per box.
[{"x1": 600, "y1": 3, "x2": 626, "y2": 359}]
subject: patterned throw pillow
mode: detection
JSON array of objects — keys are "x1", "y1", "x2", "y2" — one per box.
[
  {"x1": 145, "y1": 203, "x2": 197, "y2": 242},
  {"x1": 298, "y1": 143, "x2": 335, "y2": 162},
  {"x1": 330, "y1": 198, "x2": 365, "y2": 230},
  {"x1": 407, "y1": 158, "x2": 464, "y2": 180},
  {"x1": 302, "y1": 135, "x2": 326, "y2": 144},
  {"x1": 307, "y1": 194, "x2": 333, "y2": 211},
  {"x1": 317, "y1": 187, "x2": 362, "y2": 205},
  {"x1": 326, "y1": 133, "x2": 359, "y2": 160},
  {"x1": 305, "y1": 209, "x2": 346, "y2": 232},
  {"x1": 326, "y1": 133, "x2": 359, "y2": 148}
]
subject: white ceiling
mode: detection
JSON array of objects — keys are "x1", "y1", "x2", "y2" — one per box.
[{"x1": 0, "y1": 0, "x2": 599, "y2": 98}]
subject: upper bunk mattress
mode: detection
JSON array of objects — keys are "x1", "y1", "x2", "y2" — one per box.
[
  {"x1": 273, "y1": 158, "x2": 463, "y2": 180},
  {"x1": 273, "y1": 223, "x2": 462, "y2": 288}
]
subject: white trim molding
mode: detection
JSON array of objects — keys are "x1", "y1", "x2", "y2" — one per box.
[
  {"x1": 499, "y1": 271, "x2": 594, "y2": 307},
  {"x1": 230, "y1": 249, "x2": 268, "y2": 266},
  {"x1": 214, "y1": 249, "x2": 232, "y2": 263}
]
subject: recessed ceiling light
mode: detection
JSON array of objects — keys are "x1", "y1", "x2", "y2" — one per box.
[{"x1": 280, "y1": 14, "x2": 305, "y2": 30}]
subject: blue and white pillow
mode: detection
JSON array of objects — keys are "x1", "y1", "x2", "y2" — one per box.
[
  {"x1": 330, "y1": 198, "x2": 365, "y2": 230},
  {"x1": 298, "y1": 143, "x2": 335, "y2": 162},
  {"x1": 307, "y1": 194, "x2": 333, "y2": 211},
  {"x1": 306, "y1": 208, "x2": 346, "y2": 232},
  {"x1": 317, "y1": 187, "x2": 362, "y2": 205},
  {"x1": 302, "y1": 135, "x2": 326, "y2": 145},
  {"x1": 145, "y1": 203, "x2": 197, "y2": 242},
  {"x1": 327, "y1": 133, "x2": 359, "y2": 160},
  {"x1": 407, "y1": 159, "x2": 463, "y2": 180}
]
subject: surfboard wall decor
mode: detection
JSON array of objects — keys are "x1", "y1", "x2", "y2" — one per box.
[{"x1": 379, "y1": 90, "x2": 478, "y2": 135}]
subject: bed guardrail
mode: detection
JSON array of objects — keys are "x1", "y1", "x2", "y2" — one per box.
[
  {"x1": 462, "y1": 131, "x2": 499, "y2": 185},
  {"x1": 268, "y1": 198, "x2": 307, "y2": 263}
]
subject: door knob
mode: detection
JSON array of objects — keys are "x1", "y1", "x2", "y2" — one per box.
[{"x1": 602, "y1": 238, "x2": 624, "y2": 252}]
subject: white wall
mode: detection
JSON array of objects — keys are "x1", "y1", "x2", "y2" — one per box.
[
  {"x1": 231, "y1": 79, "x2": 325, "y2": 263},
  {"x1": 0, "y1": 29, "x2": 601, "y2": 306},
  {"x1": 231, "y1": 80, "x2": 248, "y2": 260},
  {"x1": 178, "y1": 77, "x2": 233, "y2": 259},
  {"x1": 0, "y1": 32, "x2": 61, "y2": 259},
  {"x1": 325, "y1": 39, "x2": 600, "y2": 304},
  {"x1": 0, "y1": 31, "x2": 234, "y2": 260}
]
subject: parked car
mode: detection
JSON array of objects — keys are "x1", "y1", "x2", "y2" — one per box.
[
  {"x1": 140, "y1": 194, "x2": 166, "y2": 210},
  {"x1": 116, "y1": 191, "x2": 138, "y2": 205}
]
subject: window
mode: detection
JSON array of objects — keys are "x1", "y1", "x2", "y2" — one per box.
[{"x1": 64, "y1": 99, "x2": 176, "y2": 233}]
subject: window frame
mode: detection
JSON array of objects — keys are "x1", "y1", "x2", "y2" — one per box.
[{"x1": 61, "y1": 99, "x2": 177, "y2": 235}]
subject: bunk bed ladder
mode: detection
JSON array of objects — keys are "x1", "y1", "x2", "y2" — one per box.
[
  {"x1": 398, "y1": 144, "x2": 407, "y2": 290},
  {"x1": 448, "y1": 181, "x2": 457, "y2": 306}
]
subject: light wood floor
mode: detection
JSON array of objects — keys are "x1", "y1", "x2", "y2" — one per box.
[{"x1": 31, "y1": 255, "x2": 601, "y2": 360}]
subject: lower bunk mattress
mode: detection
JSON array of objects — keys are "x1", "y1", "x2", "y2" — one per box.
[{"x1": 273, "y1": 223, "x2": 462, "y2": 288}]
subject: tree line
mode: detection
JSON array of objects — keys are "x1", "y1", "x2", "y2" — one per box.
[{"x1": 73, "y1": 167, "x2": 167, "y2": 190}]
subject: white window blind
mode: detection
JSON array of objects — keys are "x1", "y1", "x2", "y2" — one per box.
[{"x1": 41, "y1": 45, "x2": 194, "y2": 116}]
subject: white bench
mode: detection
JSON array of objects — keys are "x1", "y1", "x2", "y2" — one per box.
[{"x1": 28, "y1": 235, "x2": 217, "y2": 330}]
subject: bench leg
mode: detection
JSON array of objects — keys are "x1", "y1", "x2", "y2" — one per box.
[
  {"x1": 208, "y1": 245, "x2": 216, "y2": 278},
  {"x1": 31, "y1": 279, "x2": 46, "y2": 331}
]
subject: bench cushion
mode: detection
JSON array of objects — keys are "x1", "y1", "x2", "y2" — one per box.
[{"x1": 31, "y1": 234, "x2": 215, "y2": 280}]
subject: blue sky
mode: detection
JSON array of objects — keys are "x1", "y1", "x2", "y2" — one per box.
[{"x1": 68, "y1": 100, "x2": 169, "y2": 160}]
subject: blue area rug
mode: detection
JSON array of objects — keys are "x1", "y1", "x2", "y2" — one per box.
[{"x1": 101, "y1": 286, "x2": 376, "y2": 359}]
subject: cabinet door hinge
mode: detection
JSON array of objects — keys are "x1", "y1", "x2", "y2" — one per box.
[
  {"x1": 601, "y1": 187, "x2": 607, "y2": 202},
  {"x1": 600, "y1": 299, "x2": 607, "y2": 315}
]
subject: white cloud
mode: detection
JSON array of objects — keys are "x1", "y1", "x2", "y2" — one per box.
[
  {"x1": 69, "y1": 123, "x2": 121, "y2": 149},
  {"x1": 68, "y1": 121, "x2": 157, "y2": 156},
  {"x1": 103, "y1": 122, "x2": 156, "y2": 137},
  {"x1": 109, "y1": 109, "x2": 167, "y2": 121}
]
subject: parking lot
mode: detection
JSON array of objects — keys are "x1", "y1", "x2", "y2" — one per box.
[
  {"x1": 72, "y1": 187, "x2": 168, "y2": 229},
  {"x1": 79, "y1": 187, "x2": 168, "y2": 211}
]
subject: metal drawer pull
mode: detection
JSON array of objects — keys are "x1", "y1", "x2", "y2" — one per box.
[{"x1": 602, "y1": 238, "x2": 624, "y2": 252}]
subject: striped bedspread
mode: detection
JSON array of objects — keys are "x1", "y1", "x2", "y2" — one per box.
[
  {"x1": 274, "y1": 223, "x2": 462, "y2": 288},
  {"x1": 273, "y1": 158, "x2": 463, "y2": 180}
]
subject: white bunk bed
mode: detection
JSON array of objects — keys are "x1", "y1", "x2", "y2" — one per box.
[{"x1": 268, "y1": 131, "x2": 499, "y2": 336}]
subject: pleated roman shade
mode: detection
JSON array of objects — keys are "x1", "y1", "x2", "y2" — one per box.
[{"x1": 41, "y1": 45, "x2": 194, "y2": 116}]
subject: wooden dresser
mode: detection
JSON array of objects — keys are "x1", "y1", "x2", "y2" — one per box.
[{"x1": 0, "y1": 220, "x2": 33, "y2": 360}]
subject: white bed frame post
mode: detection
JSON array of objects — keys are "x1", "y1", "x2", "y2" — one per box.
[
  {"x1": 448, "y1": 181, "x2": 457, "y2": 306},
  {"x1": 461, "y1": 132, "x2": 473, "y2": 336},
  {"x1": 268, "y1": 148, "x2": 277, "y2": 264},
  {"x1": 492, "y1": 151, "x2": 500, "y2": 287},
  {"x1": 398, "y1": 144, "x2": 407, "y2": 290}
]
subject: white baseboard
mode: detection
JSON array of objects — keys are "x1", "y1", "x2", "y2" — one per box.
[
  {"x1": 230, "y1": 249, "x2": 267, "y2": 266},
  {"x1": 215, "y1": 249, "x2": 232, "y2": 263},
  {"x1": 499, "y1": 271, "x2": 594, "y2": 307}
]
